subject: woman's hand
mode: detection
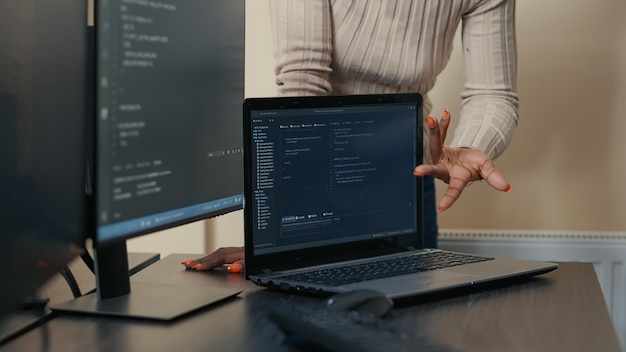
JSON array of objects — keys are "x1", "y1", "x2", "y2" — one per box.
[
  {"x1": 181, "y1": 246, "x2": 245, "y2": 273},
  {"x1": 414, "y1": 109, "x2": 512, "y2": 212}
]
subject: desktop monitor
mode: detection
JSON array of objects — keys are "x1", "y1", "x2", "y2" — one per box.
[
  {"x1": 51, "y1": 0, "x2": 245, "y2": 320},
  {"x1": 0, "y1": 0, "x2": 87, "y2": 318}
]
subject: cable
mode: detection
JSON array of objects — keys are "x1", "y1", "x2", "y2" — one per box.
[
  {"x1": 80, "y1": 251, "x2": 95, "y2": 274},
  {"x1": 58, "y1": 266, "x2": 82, "y2": 298}
]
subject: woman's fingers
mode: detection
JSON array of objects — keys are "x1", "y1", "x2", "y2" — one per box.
[
  {"x1": 414, "y1": 138, "x2": 513, "y2": 212},
  {"x1": 426, "y1": 116, "x2": 442, "y2": 164},
  {"x1": 480, "y1": 161, "x2": 513, "y2": 193},
  {"x1": 181, "y1": 246, "x2": 245, "y2": 271},
  {"x1": 425, "y1": 109, "x2": 451, "y2": 165},
  {"x1": 439, "y1": 109, "x2": 450, "y2": 142},
  {"x1": 227, "y1": 260, "x2": 245, "y2": 273}
]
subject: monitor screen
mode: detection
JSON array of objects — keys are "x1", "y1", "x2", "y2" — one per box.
[
  {"x1": 96, "y1": 0, "x2": 244, "y2": 244},
  {"x1": 51, "y1": 0, "x2": 245, "y2": 320},
  {"x1": 0, "y1": 0, "x2": 87, "y2": 318}
]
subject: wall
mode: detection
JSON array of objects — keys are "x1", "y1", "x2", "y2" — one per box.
[
  {"x1": 132, "y1": 0, "x2": 626, "y2": 255},
  {"x1": 430, "y1": 0, "x2": 626, "y2": 232}
]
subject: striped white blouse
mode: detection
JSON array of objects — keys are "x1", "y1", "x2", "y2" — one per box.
[{"x1": 269, "y1": 0, "x2": 518, "y2": 160}]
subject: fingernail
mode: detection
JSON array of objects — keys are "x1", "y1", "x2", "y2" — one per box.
[
  {"x1": 191, "y1": 264, "x2": 201, "y2": 270},
  {"x1": 228, "y1": 263, "x2": 242, "y2": 273},
  {"x1": 506, "y1": 185, "x2": 513, "y2": 193},
  {"x1": 413, "y1": 170, "x2": 424, "y2": 177},
  {"x1": 442, "y1": 109, "x2": 450, "y2": 120},
  {"x1": 181, "y1": 259, "x2": 193, "y2": 265},
  {"x1": 427, "y1": 116, "x2": 436, "y2": 128}
]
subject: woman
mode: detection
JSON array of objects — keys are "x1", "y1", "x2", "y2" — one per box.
[{"x1": 183, "y1": 0, "x2": 515, "y2": 272}]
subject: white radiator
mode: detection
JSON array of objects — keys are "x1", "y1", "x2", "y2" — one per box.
[{"x1": 439, "y1": 229, "x2": 626, "y2": 351}]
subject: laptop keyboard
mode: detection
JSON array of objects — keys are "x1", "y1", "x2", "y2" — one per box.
[{"x1": 278, "y1": 251, "x2": 494, "y2": 286}]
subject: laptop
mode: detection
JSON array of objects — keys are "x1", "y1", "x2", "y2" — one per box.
[{"x1": 243, "y1": 93, "x2": 557, "y2": 299}]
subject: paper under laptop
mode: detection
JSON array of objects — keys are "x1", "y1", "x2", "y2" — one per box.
[{"x1": 242, "y1": 93, "x2": 557, "y2": 299}]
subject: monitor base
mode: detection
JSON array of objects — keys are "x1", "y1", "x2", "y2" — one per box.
[{"x1": 51, "y1": 282, "x2": 241, "y2": 321}]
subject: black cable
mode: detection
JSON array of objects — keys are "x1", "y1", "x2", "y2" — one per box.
[
  {"x1": 57, "y1": 248, "x2": 97, "y2": 297},
  {"x1": 51, "y1": 240, "x2": 94, "y2": 299},
  {"x1": 80, "y1": 251, "x2": 95, "y2": 274},
  {"x1": 78, "y1": 249, "x2": 97, "y2": 295},
  {"x1": 58, "y1": 266, "x2": 82, "y2": 298}
]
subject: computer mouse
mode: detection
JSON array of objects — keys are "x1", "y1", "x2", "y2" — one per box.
[{"x1": 323, "y1": 289, "x2": 393, "y2": 317}]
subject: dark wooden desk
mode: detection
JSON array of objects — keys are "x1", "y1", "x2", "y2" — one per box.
[{"x1": 2, "y1": 254, "x2": 622, "y2": 352}]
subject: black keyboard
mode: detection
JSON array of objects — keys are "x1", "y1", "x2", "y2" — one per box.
[
  {"x1": 268, "y1": 304, "x2": 458, "y2": 352},
  {"x1": 278, "y1": 250, "x2": 493, "y2": 286}
]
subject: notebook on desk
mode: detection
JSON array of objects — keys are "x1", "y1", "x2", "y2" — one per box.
[{"x1": 242, "y1": 93, "x2": 557, "y2": 299}]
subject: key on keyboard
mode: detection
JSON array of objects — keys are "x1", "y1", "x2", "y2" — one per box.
[{"x1": 268, "y1": 304, "x2": 458, "y2": 352}]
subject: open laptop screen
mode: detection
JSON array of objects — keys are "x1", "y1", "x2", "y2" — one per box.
[{"x1": 244, "y1": 94, "x2": 423, "y2": 260}]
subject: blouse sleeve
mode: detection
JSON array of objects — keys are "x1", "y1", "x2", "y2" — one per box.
[
  {"x1": 452, "y1": 0, "x2": 519, "y2": 160},
  {"x1": 269, "y1": 0, "x2": 334, "y2": 96}
]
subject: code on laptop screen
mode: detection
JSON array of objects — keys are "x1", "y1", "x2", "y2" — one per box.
[{"x1": 249, "y1": 104, "x2": 419, "y2": 255}]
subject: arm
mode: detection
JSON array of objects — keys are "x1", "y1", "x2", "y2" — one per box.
[
  {"x1": 415, "y1": 0, "x2": 517, "y2": 210},
  {"x1": 453, "y1": 0, "x2": 519, "y2": 160},
  {"x1": 269, "y1": 0, "x2": 333, "y2": 96}
]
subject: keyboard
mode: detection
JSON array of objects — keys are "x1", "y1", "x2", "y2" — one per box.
[
  {"x1": 277, "y1": 250, "x2": 493, "y2": 286},
  {"x1": 268, "y1": 303, "x2": 458, "y2": 352}
]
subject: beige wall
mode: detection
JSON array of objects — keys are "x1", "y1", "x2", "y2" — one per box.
[
  {"x1": 431, "y1": 1, "x2": 626, "y2": 231},
  {"x1": 132, "y1": 0, "x2": 626, "y2": 255}
]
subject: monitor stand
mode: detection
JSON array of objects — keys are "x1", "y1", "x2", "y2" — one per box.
[
  {"x1": 0, "y1": 250, "x2": 164, "y2": 344},
  {"x1": 51, "y1": 242, "x2": 241, "y2": 321},
  {"x1": 51, "y1": 282, "x2": 241, "y2": 321}
]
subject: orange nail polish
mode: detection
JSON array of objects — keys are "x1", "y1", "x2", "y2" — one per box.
[
  {"x1": 228, "y1": 263, "x2": 242, "y2": 273},
  {"x1": 191, "y1": 264, "x2": 201, "y2": 270},
  {"x1": 506, "y1": 185, "x2": 513, "y2": 193},
  {"x1": 442, "y1": 109, "x2": 450, "y2": 120},
  {"x1": 427, "y1": 116, "x2": 436, "y2": 128},
  {"x1": 181, "y1": 259, "x2": 193, "y2": 265}
]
